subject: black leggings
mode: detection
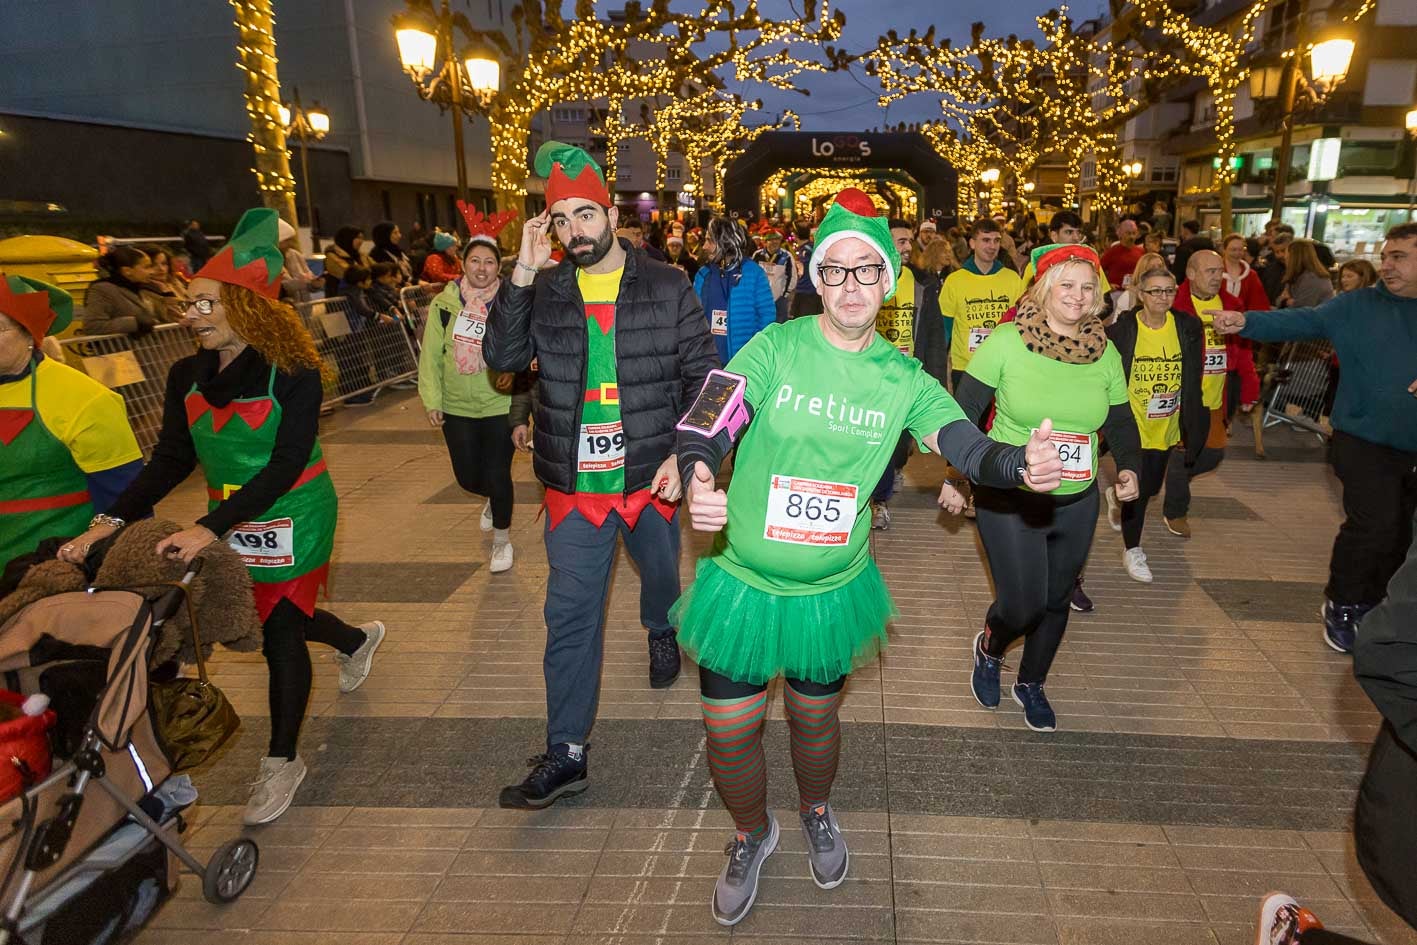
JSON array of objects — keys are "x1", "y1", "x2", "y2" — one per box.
[
  {"x1": 699, "y1": 664, "x2": 845, "y2": 699},
  {"x1": 264, "y1": 598, "x2": 366, "y2": 759},
  {"x1": 441, "y1": 413, "x2": 515, "y2": 529},
  {"x1": 975, "y1": 484, "x2": 1099, "y2": 685},
  {"x1": 1121, "y1": 448, "x2": 1173, "y2": 549}
]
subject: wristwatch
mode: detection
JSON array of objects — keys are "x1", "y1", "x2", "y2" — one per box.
[
  {"x1": 89, "y1": 513, "x2": 126, "y2": 529},
  {"x1": 1016, "y1": 465, "x2": 1028, "y2": 483}
]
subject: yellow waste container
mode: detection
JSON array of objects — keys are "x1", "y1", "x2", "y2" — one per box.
[{"x1": 0, "y1": 236, "x2": 100, "y2": 336}]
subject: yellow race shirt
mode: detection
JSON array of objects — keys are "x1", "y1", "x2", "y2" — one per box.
[
  {"x1": 0, "y1": 357, "x2": 142, "y2": 473},
  {"x1": 1190, "y1": 293, "x2": 1228, "y2": 409},
  {"x1": 1126, "y1": 313, "x2": 1183, "y2": 451},
  {"x1": 939, "y1": 265, "x2": 1024, "y2": 371},
  {"x1": 875, "y1": 267, "x2": 916, "y2": 357}
]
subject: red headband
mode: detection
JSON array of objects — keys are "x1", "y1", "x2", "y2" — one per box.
[{"x1": 1035, "y1": 244, "x2": 1101, "y2": 281}]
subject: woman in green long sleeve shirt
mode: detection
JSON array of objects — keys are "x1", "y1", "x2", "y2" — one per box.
[{"x1": 418, "y1": 238, "x2": 530, "y2": 573}]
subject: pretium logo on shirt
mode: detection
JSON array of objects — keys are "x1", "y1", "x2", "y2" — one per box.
[{"x1": 773, "y1": 383, "x2": 888, "y2": 443}]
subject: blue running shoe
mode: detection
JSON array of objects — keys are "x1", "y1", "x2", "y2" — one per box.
[
  {"x1": 1322, "y1": 601, "x2": 1371, "y2": 654},
  {"x1": 1012, "y1": 682, "x2": 1057, "y2": 733},
  {"x1": 970, "y1": 630, "x2": 1002, "y2": 708}
]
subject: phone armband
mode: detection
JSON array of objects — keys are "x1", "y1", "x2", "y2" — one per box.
[{"x1": 677, "y1": 370, "x2": 750, "y2": 441}]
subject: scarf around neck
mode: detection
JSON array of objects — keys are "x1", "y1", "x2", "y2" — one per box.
[
  {"x1": 1013, "y1": 297, "x2": 1108, "y2": 365},
  {"x1": 452, "y1": 276, "x2": 500, "y2": 375}
]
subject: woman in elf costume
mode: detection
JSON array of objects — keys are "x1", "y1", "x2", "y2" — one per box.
[
  {"x1": 418, "y1": 201, "x2": 528, "y2": 574},
  {"x1": 0, "y1": 275, "x2": 143, "y2": 570},
  {"x1": 62, "y1": 208, "x2": 385, "y2": 826},
  {"x1": 673, "y1": 190, "x2": 1064, "y2": 926}
]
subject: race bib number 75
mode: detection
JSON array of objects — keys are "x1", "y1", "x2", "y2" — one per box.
[{"x1": 764, "y1": 475, "x2": 857, "y2": 546}]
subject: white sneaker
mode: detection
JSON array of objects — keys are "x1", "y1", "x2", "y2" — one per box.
[
  {"x1": 336, "y1": 621, "x2": 384, "y2": 693},
  {"x1": 490, "y1": 541, "x2": 514, "y2": 573},
  {"x1": 243, "y1": 756, "x2": 307, "y2": 825},
  {"x1": 1105, "y1": 486, "x2": 1122, "y2": 532},
  {"x1": 479, "y1": 502, "x2": 493, "y2": 532},
  {"x1": 1123, "y1": 547, "x2": 1154, "y2": 584}
]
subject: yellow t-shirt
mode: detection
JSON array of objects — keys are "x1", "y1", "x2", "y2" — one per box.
[
  {"x1": 1019, "y1": 261, "x2": 1112, "y2": 296},
  {"x1": 875, "y1": 267, "x2": 916, "y2": 357},
  {"x1": 578, "y1": 266, "x2": 624, "y2": 304},
  {"x1": 1127, "y1": 313, "x2": 1184, "y2": 451},
  {"x1": 1190, "y1": 293, "x2": 1228, "y2": 409},
  {"x1": 0, "y1": 357, "x2": 142, "y2": 473},
  {"x1": 939, "y1": 266, "x2": 1024, "y2": 370}
]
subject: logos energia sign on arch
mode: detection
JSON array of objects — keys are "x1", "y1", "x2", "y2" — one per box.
[{"x1": 723, "y1": 131, "x2": 959, "y2": 225}]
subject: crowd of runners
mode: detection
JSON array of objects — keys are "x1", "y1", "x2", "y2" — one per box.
[{"x1": 3, "y1": 138, "x2": 1415, "y2": 942}]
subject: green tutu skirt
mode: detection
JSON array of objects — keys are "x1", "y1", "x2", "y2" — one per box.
[{"x1": 670, "y1": 557, "x2": 897, "y2": 685}]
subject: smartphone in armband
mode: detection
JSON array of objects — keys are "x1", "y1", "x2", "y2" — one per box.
[{"x1": 677, "y1": 370, "x2": 750, "y2": 440}]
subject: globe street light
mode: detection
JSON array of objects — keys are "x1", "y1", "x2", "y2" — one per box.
[
  {"x1": 280, "y1": 86, "x2": 330, "y2": 244},
  {"x1": 393, "y1": 0, "x2": 506, "y2": 201},
  {"x1": 1406, "y1": 106, "x2": 1417, "y2": 222}
]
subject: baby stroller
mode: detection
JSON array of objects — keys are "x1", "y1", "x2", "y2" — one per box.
[{"x1": 0, "y1": 560, "x2": 257, "y2": 943}]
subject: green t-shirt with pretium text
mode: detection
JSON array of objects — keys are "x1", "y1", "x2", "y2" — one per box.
[
  {"x1": 964, "y1": 322, "x2": 1128, "y2": 495},
  {"x1": 712, "y1": 316, "x2": 967, "y2": 595},
  {"x1": 576, "y1": 266, "x2": 626, "y2": 494}
]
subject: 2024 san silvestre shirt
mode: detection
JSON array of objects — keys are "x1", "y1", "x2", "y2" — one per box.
[{"x1": 712, "y1": 316, "x2": 965, "y2": 595}]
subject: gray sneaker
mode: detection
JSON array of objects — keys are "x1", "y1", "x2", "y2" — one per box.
[
  {"x1": 801, "y1": 803, "x2": 849, "y2": 888},
  {"x1": 336, "y1": 621, "x2": 385, "y2": 693},
  {"x1": 712, "y1": 815, "x2": 779, "y2": 926},
  {"x1": 243, "y1": 756, "x2": 307, "y2": 825}
]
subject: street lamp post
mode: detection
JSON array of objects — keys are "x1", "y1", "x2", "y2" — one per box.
[
  {"x1": 279, "y1": 87, "x2": 329, "y2": 247},
  {"x1": 394, "y1": 0, "x2": 502, "y2": 204},
  {"x1": 1258, "y1": 25, "x2": 1355, "y2": 222},
  {"x1": 1406, "y1": 107, "x2": 1417, "y2": 222}
]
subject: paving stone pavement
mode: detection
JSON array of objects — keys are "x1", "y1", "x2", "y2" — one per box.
[{"x1": 131, "y1": 391, "x2": 1417, "y2": 944}]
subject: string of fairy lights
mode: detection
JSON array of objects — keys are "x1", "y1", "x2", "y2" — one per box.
[{"x1": 230, "y1": 0, "x2": 296, "y2": 215}]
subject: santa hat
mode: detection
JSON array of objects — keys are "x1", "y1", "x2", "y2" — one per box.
[
  {"x1": 1030, "y1": 242, "x2": 1101, "y2": 281},
  {"x1": 807, "y1": 188, "x2": 901, "y2": 300},
  {"x1": 458, "y1": 200, "x2": 518, "y2": 253},
  {"x1": 0, "y1": 273, "x2": 72, "y2": 340},
  {"x1": 918, "y1": 219, "x2": 937, "y2": 232},
  {"x1": 535, "y1": 140, "x2": 611, "y2": 209},
  {"x1": 194, "y1": 208, "x2": 285, "y2": 298}
]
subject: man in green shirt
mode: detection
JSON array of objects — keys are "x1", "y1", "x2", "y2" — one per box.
[{"x1": 671, "y1": 188, "x2": 1063, "y2": 927}]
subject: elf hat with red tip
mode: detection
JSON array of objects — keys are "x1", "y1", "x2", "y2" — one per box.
[
  {"x1": 807, "y1": 188, "x2": 901, "y2": 300},
  {"x1": 193, "y1": 208, "x2": 284, "y2": 298},
  {"x1": 0, "y1": 273, "x2": 72, "y2": 340}
]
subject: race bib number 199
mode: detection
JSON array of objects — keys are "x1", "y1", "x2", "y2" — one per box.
[
  {"x1": 227, "y1": 517, "x2": 295, "y2": 567},
  {"x1": 764, "y1": 475, "x2": 857, "y2": 546},
  {"x1": 578, "y1": 420, "x2": 625, "y2": 473}
]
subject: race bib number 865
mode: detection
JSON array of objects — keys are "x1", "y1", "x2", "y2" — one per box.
[{"x1": 764, "y1": 475, "x2": 857, "y2": 546}]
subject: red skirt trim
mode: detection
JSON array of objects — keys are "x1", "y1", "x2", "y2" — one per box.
[{"x1": 252, "y1": 562, "x2": 330, "y2": 624}]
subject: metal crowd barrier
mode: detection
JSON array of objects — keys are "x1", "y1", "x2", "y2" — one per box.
[
  {"x1": 1259, "y1": 339, "x2": 1336, "y2": 441},
  {"x1": 293, "y1": 295, "x2": 419, "y2": 405},
  {"x1": 397, "y1": 283, "x2": 443, "y2": 349},
  {"x1": 59, "y1": 297, "x2": 420, "y2": 454},
  {"x1": 59, "y1": 324, "x2": 197, "y2": 455}
]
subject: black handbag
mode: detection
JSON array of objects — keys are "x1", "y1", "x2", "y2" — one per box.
[{"x1": 147, "y1": 582, "x2": 240, "y2": 770}]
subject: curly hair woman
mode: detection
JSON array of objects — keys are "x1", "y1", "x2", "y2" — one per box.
[{"x1": 60, "y1": 209, "x2": 384, "y2": 826}]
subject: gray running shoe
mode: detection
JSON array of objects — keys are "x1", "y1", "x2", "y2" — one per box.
[
  {"x1": 243, "y1": 755, "x2": 306, "y2": 825},
  {"x1": 336, "y1": 621, "x2": 385, "y2": 693},
  {"x1": 801, "y1": 803, "x2": 849, "y2": 889},
  {"x1": 712, "y1": 815, "x2": 779, "y2": 926}
]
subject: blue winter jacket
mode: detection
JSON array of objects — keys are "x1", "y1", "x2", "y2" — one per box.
[{"x1": 693, "y1": 258, "x2": 777, "y2": 363}]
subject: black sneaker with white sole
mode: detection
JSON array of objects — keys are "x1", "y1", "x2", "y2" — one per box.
[{"x1": 498, "y1": 743, "x2": 588, "y2": 809}]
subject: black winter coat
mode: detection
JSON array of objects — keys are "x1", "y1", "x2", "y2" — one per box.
[
  {"x1": 1353, "y1": 511, "x2": 1417, "y2": 929},
  {"x1": 1106, "y1": 307, "x2": 1209, "y2": 466},
  {"x1": 483, "y1": 240, "x2": 720, "y2": 495}
]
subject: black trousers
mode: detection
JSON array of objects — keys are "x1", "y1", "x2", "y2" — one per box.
[
  {"x1": 263, "y1": 598, "x2": 366, "y2": 759},
  {"x1": 1327, "y1": 430, "x2": 1417, "y2": 606},
  {"x1": 975, "y1": 484, "x2": 1099, "y2": 685},
  {"x1": 441, "y1": 413, "x2": 516, "y2": 530},
  {"x1": 1121, "y1": 448, "x2": 1173, "y2": 550}
]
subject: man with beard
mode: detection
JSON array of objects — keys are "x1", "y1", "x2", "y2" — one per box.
[{"x1": 483, "y1": 142, "x2": 719, "y2": 809}]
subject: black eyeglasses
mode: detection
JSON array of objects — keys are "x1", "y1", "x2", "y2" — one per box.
[
  {"x1": 186, "y1": 299, "x2": 216, "y2": 315},
  {"x1": 1140, "y1": 287, "x2": 1178, "y2": 297},
  {"x1": 816, "y1": 264, "x2": 886, "y2": 287}
]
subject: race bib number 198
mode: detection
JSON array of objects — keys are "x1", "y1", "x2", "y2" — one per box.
[
  {"x1": 764, "y1": 475, "x2": 857, "y2": 546},
  {"x1": 228, "y1": 517, "x2": 295, "y2": 567}
]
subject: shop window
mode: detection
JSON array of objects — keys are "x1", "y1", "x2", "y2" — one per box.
[
  {"x1": 1337, "y1": 140, "x2": 1402, "y2": 177},
  {"x1": 1324, "y1": 207, "x2": 1414, "y2": 257}
]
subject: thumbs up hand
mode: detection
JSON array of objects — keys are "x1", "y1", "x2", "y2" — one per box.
[
  {"x1": 1023, "y1": 419, "x2": 1064, "y2": 492},
  {"x1": 687, "y1": 461, "x2": 728, "y2": 532}
]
